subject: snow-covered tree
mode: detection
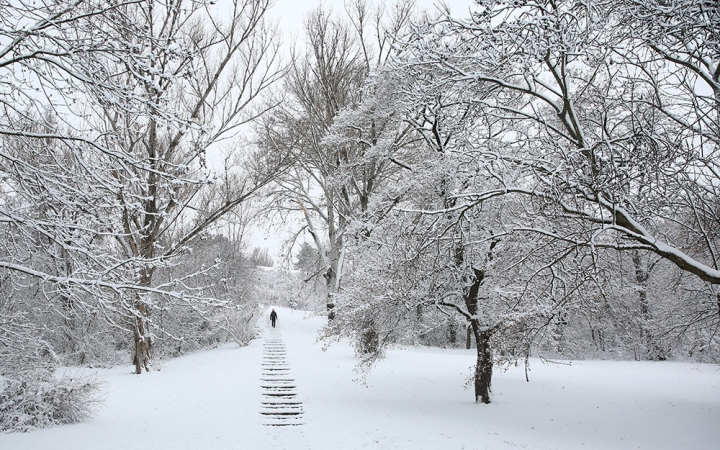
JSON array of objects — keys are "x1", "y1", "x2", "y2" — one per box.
[
  {"x1": 0, "y1": 0, "x2": 285, "y2": 375},
  {"x1": 257, "y1": 0, "x2": 416, "y2": 318},
  {"x1": 322, "y1": 0, "x2": 720, "y2": 402},
  {"x1": 97, "y1": 0, "x2": 286, "y2": 373},
  {"x1": 396, "y1": 0, "x2": 720, "y2": 285},
  {"x1": 294, "y1": 241, "x2": 322, "y2": 279},
  {"x1": 250, "y1": 247, "x2": 274, "y2": 267}
]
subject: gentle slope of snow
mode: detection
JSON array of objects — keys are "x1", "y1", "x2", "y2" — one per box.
[{"x1": 1, "y1": 307, "x2": 718, "y2": 449}]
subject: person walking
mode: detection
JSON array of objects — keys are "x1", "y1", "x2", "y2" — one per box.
[{"x1": 270, "y1": 309, "x2": 278, "y2": 328}]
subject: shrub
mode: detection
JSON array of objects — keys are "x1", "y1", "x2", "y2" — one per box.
[{"x1": 0, "y1": 372, "x2": 102, "y2": 433}]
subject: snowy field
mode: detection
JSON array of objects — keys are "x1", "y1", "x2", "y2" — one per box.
[{"x1": 1, "y1": 307, "x2": 718, "y2": 450}]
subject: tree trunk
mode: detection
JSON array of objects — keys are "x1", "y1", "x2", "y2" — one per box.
[
  {"x1": 448, "y1": 321, "x2": 457, "y2": 344},
  {"x1": 632, "y1": 252, "x2": 665, "y2": 360},
  {"x1": 358, "y1": 326, "x2": 379, "y2": 354},
  {"x1": 324, "y1": 242, "x2": 346, "y2": 320},
  {"x1": 473, "y1": 327, "x2": 493, "y2": 404},
  {"x1": 324, "y1": 266, "x2": 337, "y2": 320},
  {"x1": 132, "y1": 266, "x2": 154, "y2": 374},
  {"x1": 465, "y1": 267, "x2": 493, "y2": 403},
  {"x1": 132, "y1": 295, "x2": 152, "y2": 374}
]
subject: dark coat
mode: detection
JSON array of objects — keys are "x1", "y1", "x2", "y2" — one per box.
[{"x1": 270, "y1": 310, "x2": 277, "y2": 321}]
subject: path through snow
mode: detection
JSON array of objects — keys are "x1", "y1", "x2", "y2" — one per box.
[
  {"x1": 0, "y1": 306, "x2": 718, "y2": 449},
  {"x1": 260, "y1": 329, "x2": 304, "y2": 426}
]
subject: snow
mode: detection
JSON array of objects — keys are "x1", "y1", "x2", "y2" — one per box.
[{"x1": 1, "y1": 307, "x2": 718, "y2": 450}]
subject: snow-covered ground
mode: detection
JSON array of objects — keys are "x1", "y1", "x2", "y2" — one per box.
[{"x1": 2, "y1": 307, "x2": 718, "y2": 450}]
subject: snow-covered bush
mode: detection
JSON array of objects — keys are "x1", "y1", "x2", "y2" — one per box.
[
  {"x1": 151, "y1": 235, "x2": 262, "y2": 358},
  {"x1": 254, "y1": 266, "x2": 326, "y2": 313},
  {"x1": 0, "y1": 373, "x2": 101, "y2": 433}
]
